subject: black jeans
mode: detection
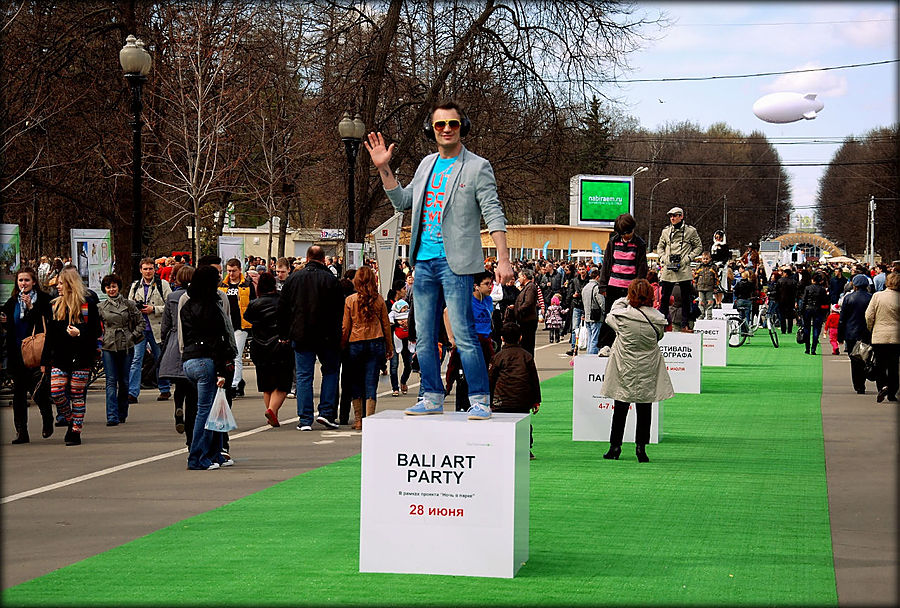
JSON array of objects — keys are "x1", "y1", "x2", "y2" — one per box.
[
  {"x1": 12, "y1": 366, "x2": 52, "y2": 435},
  {"x1": 610, "y1": 401, "x2": 651, "y2": 446},
  {"x1": 174, "y1": 378, "x2": 198, "y2": 447},
  {"x1": 844, "y1": 340, "x2": 871, "y2": 393},
  {"x1": 872, "y1": 343, "x2": 899, "y2": 399},
  {"x1": 660, "y1": 280, "x2": 693, "y2": 327},
  {"x1": 597, "y1": 286, "x2": 628, "y2": 349}
]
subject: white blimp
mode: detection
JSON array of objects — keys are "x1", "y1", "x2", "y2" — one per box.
[{"x1": 752, "y1": 92, "x2": 824, "y2": 124}]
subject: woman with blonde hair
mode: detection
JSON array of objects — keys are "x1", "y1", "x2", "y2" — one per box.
[
  {"x1": 342, "y1": 265, "x2": 393, "y2": 429},
  {"x1": 41, "y1": 266, "x2": 100, "y2": 445}
]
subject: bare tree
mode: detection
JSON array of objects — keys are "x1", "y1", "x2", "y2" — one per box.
[{"x1": 143, "y1": 0, "x2": 261, "y2": 264}]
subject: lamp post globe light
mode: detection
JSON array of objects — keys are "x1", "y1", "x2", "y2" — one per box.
[
  {"x1": 119, "y1": 34, "x2": 152, "y2": 281},
  {"x1": 647, "y1": 177, "x2": 670, "y2": 245},
  {"x1": 338, "y1": 112, "x2": 365, "y2": 267},
  {"x1": 631, "y1": 166, "x2": 649, "y2": 177}
]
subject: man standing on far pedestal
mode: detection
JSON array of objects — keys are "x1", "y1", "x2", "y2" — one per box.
[
  {"x1": 656, "y1": 207, "x2": 703, "y2": 332},
  {"x1": 365, "y1": 99, "x2": 513, "y2": 420}
]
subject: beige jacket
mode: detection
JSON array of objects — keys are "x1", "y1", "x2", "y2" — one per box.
[
  {"x1": 865, "y1": 289, "x2": 900, "y2": 344},
  {"x1": 600, "y1": 298, "x2": 674, "y2": 403},
  {"x1": 342, "y1": 293, "x2": 393, "y2": 357}
]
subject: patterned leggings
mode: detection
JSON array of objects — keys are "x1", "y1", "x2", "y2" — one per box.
[{"x1": 51, "y1": 368, "x2": 90, "y2": 431}]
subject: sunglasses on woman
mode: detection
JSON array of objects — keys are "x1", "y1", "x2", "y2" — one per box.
[{"x1": 432, "y1": 119, "x2": 461, "y2": 131}]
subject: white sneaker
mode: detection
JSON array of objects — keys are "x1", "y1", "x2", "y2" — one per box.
[
  {"x1": 220, "y1": 459, "x2": 235, "y2": 467},
  {"x1": 205, "y1": 462, "x2": 220, "y2": 471},
  {"x1": 287, "y1": 392, "x2": 295, "y2": 399},
  {"x1": 297, "y1": 424, "x2": 312, "y2": 431}
]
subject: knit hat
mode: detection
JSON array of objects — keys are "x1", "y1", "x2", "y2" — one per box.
[
  {"x1": 392, "y1": 299, "x2": 409, "y2": 316},
  {"x1": 851, "y1": 274, "x2": 869, "y2": 288},
  {"x1": 551, "y1": 295, "x2": 560, "y2": 306}
]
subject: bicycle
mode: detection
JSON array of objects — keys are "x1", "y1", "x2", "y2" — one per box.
[{"x1": 754, "y1": 294, "x2": 779, "y2": 348}]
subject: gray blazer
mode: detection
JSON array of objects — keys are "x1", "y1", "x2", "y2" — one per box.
[{"x1": 385, "y1": 145, "x2": 507, "y2": 276}]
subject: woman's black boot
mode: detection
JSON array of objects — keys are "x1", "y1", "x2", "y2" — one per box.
[
  {"x1": 636, "y1": 444, "x2": 650, "y2": 463},
  {"x1": 11, "y1": 431, "x2": 30, "y2": 444},
  {"x1": 42, "y1": 415, "x2": 54, "y2": 439},
  {"x1": 64, "y1": 424, "x2": 81, "y2": 446},
  {"x1": 603, "y1": 445, "x2": 621, "y2": 460}
]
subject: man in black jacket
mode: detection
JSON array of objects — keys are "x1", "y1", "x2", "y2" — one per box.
[
  {"x1": 277, "y1": 245, "x2": 345, "y2": 430},
  {"x1": 837, "y1": 275, "x2": 874, "y2": 394}
]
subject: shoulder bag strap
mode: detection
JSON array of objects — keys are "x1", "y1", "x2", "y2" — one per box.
[{"x1": 636, "y1": 306, "x2": 663, "y2": 341}]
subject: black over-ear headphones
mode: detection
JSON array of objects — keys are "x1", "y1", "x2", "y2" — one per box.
[{"x1": 423, "y1": 113, "x2": 472, "y2": 141}]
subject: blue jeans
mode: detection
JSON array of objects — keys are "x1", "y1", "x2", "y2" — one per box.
[
  {"x1": 349, "y1": 339, "x2": 385, "y2": 400},
  {"x1": 183, "y1": 358, "x2": 224, "y2": 470},
  {"x1": 102, "y1": 348, "x2": 133, "y2": 423},
  {"x1": 735, "y1": 298, "x2": 753, "y2": 329},
  {"x1": 128, "y1": 329, "x2": 171, "y2": 397},
  {"x1": 767, "y1": 300, "x2": 780, "y2": 326},
  {"x1": 413, "y1": 257, "x2": 489, "y2": 407},
  {"x1": 569, "y1": 307, "x2": 584, "y2": 347},
  {"x1": 585, "y1": 321, "x2": 602, "y2": 354},
  {"x1": 294, "y1": 348, "x2": 340, "y2": 425},
  {"x1": 803, "y1": 309, "x2": 826, "y2": 353}
]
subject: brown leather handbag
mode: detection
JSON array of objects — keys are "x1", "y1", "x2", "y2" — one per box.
[{"x1": 21, "y1": 316, "x2": 46, "y2": 368}]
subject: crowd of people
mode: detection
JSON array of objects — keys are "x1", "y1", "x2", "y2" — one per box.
[{"x1": 4, "y1": 98, "x2": 898, "y2": 466}]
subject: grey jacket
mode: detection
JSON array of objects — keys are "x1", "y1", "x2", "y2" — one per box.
[
  {"x1": 127, "y1": 277, "x2": 172, "y2": 339},
  {"x1": 581, "y1": 280, "x2": 605, "y2": 322},
  {"x1": 98, "y1": 294, "x2": 143, "y2": 352},
  {"x1": 657, "y1": 222, "x2": 703, "y2": 282},
  {"x1": 385, "y1": 145, "x2": 507, "y2": 275}
]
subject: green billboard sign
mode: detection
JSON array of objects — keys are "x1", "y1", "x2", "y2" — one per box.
[{"x1": 580, "y1": 179, "x2": 632, "y2": 224}]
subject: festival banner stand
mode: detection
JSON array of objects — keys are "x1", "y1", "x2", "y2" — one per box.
[
  {"x1": 572, "y1": 357, "x2": 662, "y2": 443},
  {"x1": 70, "y1": 229, "x2": 113, "y2": 300},
  {"x1": 0, "y1": 224, "x2": 21, "y2": 303},
  {"x1": 373, "y1": 213, "x2": 403, "y2": 298},
  {"x1": 360, "y1": 410, "x2": 530, "y2": 578},
  {"x1": 217, "y1": 236, "x2": 244, "y2": 267}
]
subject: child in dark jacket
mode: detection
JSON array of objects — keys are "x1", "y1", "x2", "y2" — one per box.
[{"x1": 488, "y1": 322, "x2": 541, "y2": 459}]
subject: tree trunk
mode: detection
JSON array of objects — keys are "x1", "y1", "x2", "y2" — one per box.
[{"x1": 277, "y1": 197, "x2": 290, "y2": 259}]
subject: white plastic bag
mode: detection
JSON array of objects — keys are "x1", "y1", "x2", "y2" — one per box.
[
  {"x1": 205, "y1": 387, "x2": 237, "y2": 432},
  {"x1": 576, "y1": 323, "x2": 589, "y2": 350}
]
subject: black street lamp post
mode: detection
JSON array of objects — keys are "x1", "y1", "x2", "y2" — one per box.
[
  {"x1": 338, "y1": 112, "x2": 366, "y2": 266},
  {"x1": 119, "y1": 35, "x2": 152, "y2": 281}
]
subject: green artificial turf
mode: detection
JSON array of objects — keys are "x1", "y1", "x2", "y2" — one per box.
[{"x1": 4, "y1": 335, "x2": 837, "y2": 607}]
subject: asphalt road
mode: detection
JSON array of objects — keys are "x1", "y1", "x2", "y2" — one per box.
[{"x1": 2, "y1": 330, "x2": 896, "y2": 605}]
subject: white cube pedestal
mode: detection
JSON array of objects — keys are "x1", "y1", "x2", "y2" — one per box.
[
  {"x1": 694, "y1": 319, "x2": 728, "y2": 367},
  {"x1": 360, "y1": 410, "x2": 530, "y2": 578},
  {"x1": 572, "y1": 357, "x2": 662, "y2": 443}
]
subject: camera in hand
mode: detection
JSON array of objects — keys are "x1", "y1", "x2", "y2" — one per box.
[{"x1": 666, "y1": 253, "x2": 682, "y2": 271}]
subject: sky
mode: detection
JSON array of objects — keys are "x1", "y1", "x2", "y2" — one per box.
[{"x1": 611, "y1": 1, "x2": 897, "y2": 233}]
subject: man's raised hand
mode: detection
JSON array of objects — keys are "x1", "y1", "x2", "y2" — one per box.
[{"x1": 364, "y1": 132, "x2": 394, "y2": 169}]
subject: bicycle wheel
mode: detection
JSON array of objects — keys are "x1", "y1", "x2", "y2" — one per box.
[
  {"x1": 726, "y1": 317, "x2": 747, "y2": 347},
  {"x1": 768, "y1": 315, "x2": 779, "y2": 348}
]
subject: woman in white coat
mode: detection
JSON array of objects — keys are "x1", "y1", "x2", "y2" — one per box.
[{"x1": 601, "y1": 279, "x2": 674, "y2": 462}]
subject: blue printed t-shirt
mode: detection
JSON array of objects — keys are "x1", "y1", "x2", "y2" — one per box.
[
  {"x1": 472, "y1": 294, "x2": 493, "y2": 338},
  {"x1": 415, "y1": 155, "x2": 458, "y2": 263}
]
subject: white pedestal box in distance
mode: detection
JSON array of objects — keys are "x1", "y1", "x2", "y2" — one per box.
[
  {"x1": 572, "y1": 356, "x2": 662, "y2": 443},
  {"x1": 360, "y1": 410, "x2": 530, "y2": 578},
  {"x1": 693, "y1": 319, "x2": 728, "y2": 367},
  {"x1": 659, "y1": 332, "x2": 702, "y2": 394}
]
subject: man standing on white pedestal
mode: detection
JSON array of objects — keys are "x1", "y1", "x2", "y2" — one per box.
[
  {"x1": 365, "y1": 99, "x2": 513, "y2": 420},
  {"x1": 657, "y1": 207, "x2": 703, "y2": 332}
]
